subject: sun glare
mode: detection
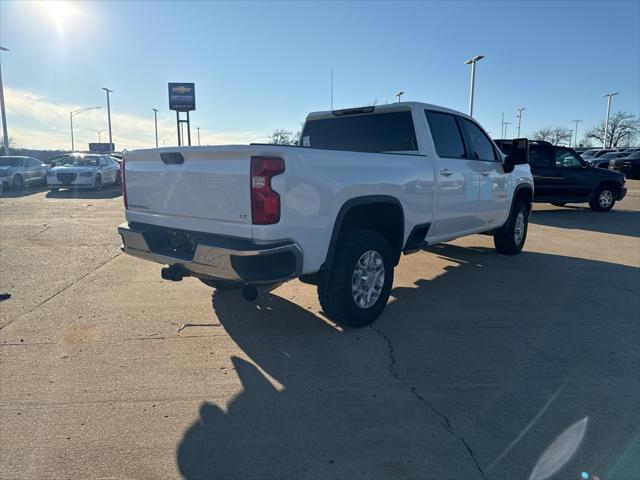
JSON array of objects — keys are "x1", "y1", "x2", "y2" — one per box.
[{"x1": 41, "y1": 1, "x2": 78, "y2": 31}]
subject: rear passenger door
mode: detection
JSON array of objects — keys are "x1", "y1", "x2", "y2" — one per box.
[
  {"x1": 425, "y1": 110, "x2": 481, "y2": 238},
  {"x1": 459, "y1": 118, "x2": 509, "y2": 228},
  {"x1": 529, "y1": 144, "x2": 557, "y2": 200}
]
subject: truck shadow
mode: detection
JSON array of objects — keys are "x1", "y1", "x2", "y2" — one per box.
[
  {"x1": 177, "y1": 245, "x2": 639, "y2": 480},
  {"x1": 0, "y1": 185, "x2": 49, "y2": 198},
  {"x1": 530, "y1": 207, "x2": 640, "y2": 238},
  {"x1": 45, "y1": 185, "x2": 122, "y2": 199}
]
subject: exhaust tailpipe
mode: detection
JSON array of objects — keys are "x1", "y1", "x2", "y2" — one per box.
[
  {"x1": 241, "y1": 285, "x2": 259, "y2": 302},
  {"x1": 161, "y1": 265, "x2": 186, "y2": 282}
]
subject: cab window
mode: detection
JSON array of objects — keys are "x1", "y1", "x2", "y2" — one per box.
[
  {"x1": 555, "y1": 148, "x2": 583, "y2": 168},
  {"x1": 425, "y1": 110, "x2": 466, "y2": 159},
  {"x1": 529, "y1": 145, "x2": 553, "y2": 168},
  {"x1": 460, "y1": 118, "x2": 496, "y2": 161}
]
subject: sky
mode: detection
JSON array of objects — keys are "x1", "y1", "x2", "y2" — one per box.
[{"x1": 1, "y1": 0, "x2": 639, "y2": 150}]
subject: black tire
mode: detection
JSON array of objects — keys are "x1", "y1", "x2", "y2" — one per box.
[
  {"x1": 94, "y1": 174, "x2": 103, "y2": 191},
  {"x1": 551, "y1": 202, "x2": 566, "y2": 207},
  {"x1": 318, "y1": 228, "x2": 394, "y2": 328},
  {"x1": 199, "y1": 278, "x2": 243, "y2": 290},
  {"x1": 589, "y1": 184, "x2": 616, "y2": 212},
  {"x1": 494, "y1": 201, "x2": 529, "y2": 255},
  {"x1": 13, "y1": 175, "x2": 24, "y2": 190}
]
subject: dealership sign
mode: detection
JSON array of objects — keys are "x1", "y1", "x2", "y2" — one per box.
[
  {"x1": 89, "y1": 142, "x2": 115, "y2": 153},
  {"x1": 168, "y1": 83, "x2": 196, "y2": 111}
]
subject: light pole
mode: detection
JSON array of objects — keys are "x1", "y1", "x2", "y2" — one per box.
[
  {"x1": 102, "y1": 87, "x2": 113, "y2": 152},
  {"x1": 92, "y1": 129, "x2": 105, "y2": 143},
  {"x1": 196, "y1": 127, "x2": 200, "y2": 145},
  {"x1": 603, "y1": 92, "x2": 619, "y2": 149},
  {"x1": 70, "y1": 107, "x2": 101, "y2": 151},
  {"x1": 0, "y1": 46, "x2": 10, "y2": 155},
  {"x1": 395, "y1": 91, "x2": 404, "y2": 103},
  {"x1": 152, "y1": 108, "x2": 159, "y2": 148},
  {"x1": 516, "y1": 107, "x2": 525, "y2": 138},
  {"x1": 572, "y1": 120, "x2": 582, "y2": 148},
  {"x1": 464, "y1": 55, "x2": 484, "y2": 117},
  {"x1": 503, "y1": 122, "x2": 511, "y2": 138}
]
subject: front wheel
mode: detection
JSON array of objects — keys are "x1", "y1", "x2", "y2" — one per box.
[
  {"x1": 318, "y1": 229, "x2": 394, "y2": 328},
  {"x1": 12, "y1": 175, "x2": 24, "y2": 190},
  {"x1": 494, "y1": 201, "x2": 529, "y2": 255},
  {"x1": 589, "y1": 185, "x2": 616, "y2": 212}
]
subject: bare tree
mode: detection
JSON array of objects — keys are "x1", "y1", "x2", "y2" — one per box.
[
  {"x1": 531, "y1": 127, "x2": 572, "y2": 145},
  {"x1": 585, "y1": 111, "x2": 639, "y2": 148},
  {"x1": 269, "y1": 129, "x2": 296, "y2": 146}
]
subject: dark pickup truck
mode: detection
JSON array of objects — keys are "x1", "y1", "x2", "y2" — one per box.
[{"x1": 496, "y1": 140, "x2": 627, "y2": 212}]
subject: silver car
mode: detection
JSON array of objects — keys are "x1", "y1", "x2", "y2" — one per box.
[
  {"x1": 0, "y1": 156, "x2": 48, "y2": 189},
  {"x1": 47, "y1": 154, "x2": 120, "y2": 191}
]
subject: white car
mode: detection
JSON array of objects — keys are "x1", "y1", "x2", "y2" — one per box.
[
  {"x1": 0, "y1": 156, "x2": 48, "y2": 189},
  {"x1": 119, "y1": 101, "x2": 534, "y2": 327},
  {"x1": 47, "y1": 154, "x2": 120, "y2": 191}
]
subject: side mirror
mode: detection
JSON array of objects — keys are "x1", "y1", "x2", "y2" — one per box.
[{"x1": 502, "y1": 138, "x2": 528, "y2": 173}]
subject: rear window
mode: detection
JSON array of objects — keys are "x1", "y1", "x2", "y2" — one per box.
[
  {"x1": 425, "y1": 110, "x2": 466, "y2": 159},
  {"x1": 300, "y1": 111, "x2": 418, "y2": 153}
]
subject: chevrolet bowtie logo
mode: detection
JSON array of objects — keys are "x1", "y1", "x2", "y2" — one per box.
[{"x1": 172, "y1": 86, "x2": 192, "y2": 94}]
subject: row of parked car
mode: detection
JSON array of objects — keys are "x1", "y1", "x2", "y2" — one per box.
[
  {"x1": 578, "y1": 147, "x2": 640, "y2": 176},
  {"x1": 0, "y1": 153, "x2": 123, "y2": 195}
]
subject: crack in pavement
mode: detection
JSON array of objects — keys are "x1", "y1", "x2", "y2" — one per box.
[
  {"x1": 0, "y1": 251, "x2": 123, "y2": 331},
  {"x1": 370, "y1": 325, "x2": 488, "y2": 480}
]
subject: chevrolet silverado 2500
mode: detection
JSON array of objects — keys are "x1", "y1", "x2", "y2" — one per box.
[{"x1": 118, "y1": 102, "x2": 533, "y2": 327}]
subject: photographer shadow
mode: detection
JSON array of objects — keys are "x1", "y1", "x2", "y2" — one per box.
[{"x1": 177, "y1": 244, "x2": 639, "y2": 480}]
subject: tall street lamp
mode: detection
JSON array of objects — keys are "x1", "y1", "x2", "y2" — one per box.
[
  {"x1": 92, "y1": 129, "x2": 105, "y2": 143},
  {"x1": 0, "y1": 46, "x2": 10, "y2": 155},
  {"x1": 152, "y1": 108, "x2": 159, "y2": 148},
  {"x1": 70, "y1": 107, "x2": 101, "y2": 151},
  {"x1": 464, "y1": 55, "x2": 484, "y2": 117},
  {"x1": 196, "y1": 126, "x2": 200, "y2": 146},
  {"x1": 603, "y1": 92, "x2": 619, "y2": 149},
  {"x1": 395, "y1": 91, "x2": 404, "y2": 103},
  {"x1": 503, "y1": 122, "x2": 511, "y2": 138},
  {"x1": 572, "y1": 120, "x2": 582, "y2": 148},
  {"x1": 102, "y1": 87, "x2": 113, "y2": 152},
  {"x1": 516, "y1": 107, "x2": 525, "y2": 138}
]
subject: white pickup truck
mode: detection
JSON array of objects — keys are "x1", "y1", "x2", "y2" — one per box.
[{"x1": 119, "y1": 102, "x2": 533, "y2": 327}]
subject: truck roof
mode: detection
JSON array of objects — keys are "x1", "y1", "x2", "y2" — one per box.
[{"x1": 306, "y1": 101, "x2": 471, "y2": 121}]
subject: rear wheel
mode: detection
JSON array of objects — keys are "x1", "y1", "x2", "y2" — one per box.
[
  {"x1": 589, "y1": 185, "x2": 616, "y2": 212},
  {"x1": 199, "y1": 278, "x2": 243, "y2": 290},
  {"x1": 12, "y1": 175, "x2": 24, "y2": 190},
  {"x1": 318, "y1": 229, "x2": 394, "y2": 328},
  {"x1": 494, "y1": 201, "x2": 529, "y2": 255}
]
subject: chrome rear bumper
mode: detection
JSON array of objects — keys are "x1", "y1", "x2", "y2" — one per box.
[{"x1": 118, "y1": 222, "x2": 302, "y2": 284}]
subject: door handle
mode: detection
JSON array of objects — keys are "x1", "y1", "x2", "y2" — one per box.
[
  {"x1": 480, "y1": 172, "x2": 490, "y2": 176},
  {"x1": 439, "y1": 169, "x2": 453, "y2": 177}
]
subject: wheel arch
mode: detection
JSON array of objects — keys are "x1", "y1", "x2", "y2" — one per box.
[{"x1": 300, "y1": 195, "x2": 405, "y2": 285}]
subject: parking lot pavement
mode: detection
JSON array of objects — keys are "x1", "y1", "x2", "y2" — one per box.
[{"x1": 1, "y1": 182, "x2": 638, "y2": 480}]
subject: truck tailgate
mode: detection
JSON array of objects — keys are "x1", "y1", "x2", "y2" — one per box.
[{"x1": 124, "y1": 146, "x2": 252, "y2": 236}]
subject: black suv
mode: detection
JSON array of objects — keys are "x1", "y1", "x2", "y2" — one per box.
[{"x1": 497, "y1": 140, "x2": 627, "y2": 212}]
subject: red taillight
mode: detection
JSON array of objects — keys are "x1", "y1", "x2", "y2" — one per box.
[
  {"x1": 250, "y1": 156, "x2": 284, "y2": 224},
  {"x1": 121, "y1": 155, "x2": 128, "y2": 209}
]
